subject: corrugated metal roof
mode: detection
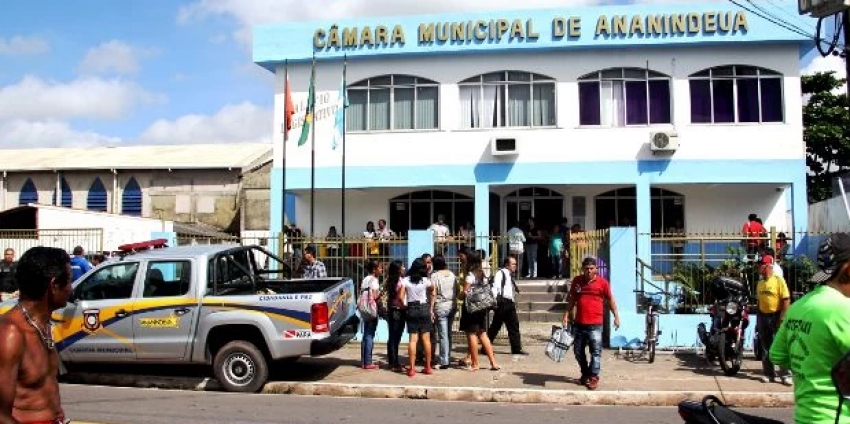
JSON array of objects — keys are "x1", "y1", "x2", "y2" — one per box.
[{"x1": 0, "y1": 143, "x2": 272, "y2": 171}]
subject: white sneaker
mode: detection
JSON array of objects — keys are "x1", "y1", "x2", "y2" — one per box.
[
  {"x1": 759, "y1": 376, "x2": 776, "y2": 383},
  {"x1": 780, "y1": 376, "x2": 793, "y2": 386}
]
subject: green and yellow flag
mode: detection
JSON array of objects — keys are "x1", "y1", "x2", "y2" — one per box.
[{"x1": 298, "y1": 57, "x2": 316, "y2": 147}]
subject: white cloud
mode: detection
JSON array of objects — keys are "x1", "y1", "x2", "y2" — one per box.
[
  {"x1": 802, "y1": 54, "x2": 847, "y2": 95},
  {"x1": 137, "y1": 102, "x2": 272, "y2": 145},
  {"x1": 77, "y1": 40, "x2": 157, "y2": 75},
  {"x1": 0, "y1": 35, "x2": 49, "y2": 55},
  {"x1": 0, "y1": 119, "x2": 121, "y2": 149},
  {"x1": 177, "y1": 0, "x2": 639, "y2": 46},
  {"x1": 0, "y1": 75, "x2": 164, "y2": 121}
]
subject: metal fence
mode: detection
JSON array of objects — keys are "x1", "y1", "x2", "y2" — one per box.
[
  {"x1": 641, "y1": 229, "x2": 830, "y2": 313},
  {"x1": 0, "y1": 229, "x2": 104, "y2": 255},
  {"x1": 569, "y1": 229, "x2": 610, "y2": 278}
]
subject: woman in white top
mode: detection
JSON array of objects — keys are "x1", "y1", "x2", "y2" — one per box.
[
  {"x1": 398, "y1": 257, "x2": 435, "y2": 377},
  {"x1": 360, "y1": 259, "x2": 382, "y2": 370}
]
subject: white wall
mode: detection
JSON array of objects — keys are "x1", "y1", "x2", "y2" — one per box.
[
  {"x1": 37, "y1": 207, "x2": 174, "y2": 251},
  {"x1": 272, "y1": 44, "x2": 804, "y2": 170},
  {"x1": 291, "y1": 188, "x2": 415, "y2": 236},
  {"x1": 671, "y1": 184, "x2": 787, "y2": 232}
]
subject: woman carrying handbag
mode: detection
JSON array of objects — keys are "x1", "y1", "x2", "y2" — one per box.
[{"x1": 458, "y1": 252, "x2": 500, "y2": 372}]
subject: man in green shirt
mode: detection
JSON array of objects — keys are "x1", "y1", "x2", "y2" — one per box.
[{"x1": 770, "y1": 233, "x2": 850, "y2": 423}]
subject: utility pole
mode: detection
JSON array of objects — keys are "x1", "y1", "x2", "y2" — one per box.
[{"x1": 844, "y1": 9, "x2": 850, "y2": 99}]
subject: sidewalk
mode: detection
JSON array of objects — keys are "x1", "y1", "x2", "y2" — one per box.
[{"x1": 66, "y1": 337, "x2": 794, "y2": 407}]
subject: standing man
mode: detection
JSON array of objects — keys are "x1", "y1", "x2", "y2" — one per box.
[
  {"x1": 301, "y1": 246, "x2": 327, "y2": 278},
  {"x1": 506, "y1": 222, "x2": 526, "y2": 280},
  {"x1": 69, "y1": 246, "x2": 92, "y2": 282},
  {"x1": 0, "y1": 246, "x2": 73, "y2": 424},
  {"x1": 756, "y1": 255, "x2": 792, "y2": 385},
  {"x1": 0, "y1": 248, "x2": 18, "y2": 301},
  {"x1": 770, "y1": 233, "x2": 850, "y2": 423},
  {"x1": 563, "y1": 257, "x2": 620, "y2": 391},
  {"x1": 487, "y1": 256, "x2": 527, "y2": 355},
  {"x1": 428, "y1": 215, "x2": 450, "y2": 255}
]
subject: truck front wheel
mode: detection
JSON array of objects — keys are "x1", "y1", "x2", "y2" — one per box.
[{"x1": 213, "y1": 340, "x2": 269, "y2": 393}]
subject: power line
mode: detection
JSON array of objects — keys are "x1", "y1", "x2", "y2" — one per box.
[{"x1": 729, "y1": 0, "x2": 846, "y2": 56}]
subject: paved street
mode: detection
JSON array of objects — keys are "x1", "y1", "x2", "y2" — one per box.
[{"x1": 61, "y1": 384, "x2": 794, "y2": 424}]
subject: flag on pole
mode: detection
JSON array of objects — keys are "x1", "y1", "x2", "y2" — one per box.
[
  {"x1": 284, "y1": 73, "x2": 295, "y2": 135},
  {"x1": 298, "y1": 58, "x2": 316, "y2": 147},
  {"x1": 331, "y1": 68, "x2": 348, "y2": 150}
]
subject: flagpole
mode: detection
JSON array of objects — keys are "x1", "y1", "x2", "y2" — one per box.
[
  {"x1": 282, "y1": 59, "x2": 289, "y2": 237},
  {"x1": 310, "y1": 51, "x2": 316, "y2": 239},
  {"x1": 341, "y1": 54, "x2": 347, "y2": 265}
]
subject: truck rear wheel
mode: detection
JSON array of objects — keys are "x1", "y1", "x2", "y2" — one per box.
[{"x1": 213, "y1": 340, "x2": 269, "y2": 393}]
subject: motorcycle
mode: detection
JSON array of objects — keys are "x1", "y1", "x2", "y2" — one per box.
[
  {"x1": 697, "y1": 276, "x2": 750, "y2": 376},
  {"x1": 677, "y1": 349, "x2": 850, "y2": 423}
]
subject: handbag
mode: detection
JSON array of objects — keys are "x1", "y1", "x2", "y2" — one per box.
[
  {"x1": 465, "y1": 278, "x2": 496, "y2": 314},
  {"x1": 357, "y1": 279, "x2": 378, "y2": 320},
  {"x1": 376, "y1": 287, "x2": 389, "y2": 319},
  {"x1": 545, "y1": 325, "x2": 575, "y2": 362}
]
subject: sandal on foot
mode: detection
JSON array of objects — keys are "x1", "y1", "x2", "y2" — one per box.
[{"x1": 490, "y1": 365, "x2": 501, "y2": 371}]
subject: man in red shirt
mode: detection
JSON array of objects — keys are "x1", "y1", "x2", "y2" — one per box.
[
  {"x1": 742, "y1": 213, "x2": 765, "y2": 257},
  {"x1": 563, "y1": 257, "x2": 621, "y2": 390}
]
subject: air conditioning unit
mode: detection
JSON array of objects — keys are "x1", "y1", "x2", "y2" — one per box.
[
  {"x1": 799, "y1": 0, "x2": 850, "y2": 18},
  {"x1": 490, "y1": 137, "x2": 518, "y2": 156},
  {"x1": 649, "y1": 131, "x2": 679, "y2": 154}
]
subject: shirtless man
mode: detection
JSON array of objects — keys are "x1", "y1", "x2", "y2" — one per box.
[{"x1": 0, "y1": 247, "x2": 72, "y2": 424}]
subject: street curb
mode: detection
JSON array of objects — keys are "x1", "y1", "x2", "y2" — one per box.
[{"x1": 64, "y1": 373, "x2": 793, "y2": 407}]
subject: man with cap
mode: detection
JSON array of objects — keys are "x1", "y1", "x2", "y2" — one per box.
[
  {"x1": 770, "y1": 233, "x2": 850, "y2": 423},
  {"x1": 69, "y1": 246, "x2": 92, "y2": 282},
  {"x1": 755, "y1": 254, "x2": 791, "y2": 385}
]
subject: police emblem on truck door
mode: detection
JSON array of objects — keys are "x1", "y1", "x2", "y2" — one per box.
[{"x1": 83, "y1": 309, "x2": 101, "y2": 332}]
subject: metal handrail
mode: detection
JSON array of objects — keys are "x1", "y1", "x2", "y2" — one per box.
[{"x1": 636, "y1": 257, "x2": 671, "y2": 312}]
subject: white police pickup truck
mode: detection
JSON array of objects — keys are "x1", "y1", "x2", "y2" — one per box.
[{"x1": 1, "y1": 244, "x2": 359, "y2": 393}]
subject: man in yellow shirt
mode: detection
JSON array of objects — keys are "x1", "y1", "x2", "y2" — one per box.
[{"x1": 756, "y1": 255, "x2": 791, "y2": 384}]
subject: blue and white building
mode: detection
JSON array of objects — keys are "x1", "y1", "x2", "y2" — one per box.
[
  {"x1": 254, "y1": 2, "x2": 809, "y2": 254},
  {"x1": 254, "y1": 2, "x2": 813, "y2": 346}
]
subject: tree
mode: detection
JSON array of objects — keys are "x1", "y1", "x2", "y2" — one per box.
[{"x1": 803, "y1": 71, "x2": 850, "y2": 203}]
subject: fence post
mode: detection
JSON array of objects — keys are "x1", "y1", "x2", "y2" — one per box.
[
  {"x1": 769, "y1": 226, "x2": 777, "y2": 255},
  {"x1": 699, "y1": 239, "x2": 706, "y2": 268}
]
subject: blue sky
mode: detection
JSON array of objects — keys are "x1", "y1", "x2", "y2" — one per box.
[{"x1": 0, "y1": 0, "x2": 840, "y2": 148}]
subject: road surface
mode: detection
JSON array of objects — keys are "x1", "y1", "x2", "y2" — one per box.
[{"x1": 61, "y1": 384, "x2": 794, "y2": 424}]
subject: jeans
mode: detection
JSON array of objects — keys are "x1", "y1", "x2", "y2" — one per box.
[
  {"x1": 525, "y1": 245, "x2": 538, "y2": 277},
  {"x1": 361, "y1": 317, "x2": 378, "y2": 366},
  {"x1": 436, "y1": 307, "x2": 457, "y2": 366},
  {"x1": 551, "y1": 256, "x2": 562, "y2": 278},
  {"x1": 386, "y1": 309, "x2": 406, "y2": 368},
  {"x1": 573, "y1": 324, "x2": 603, "y2": 377},
  {"x1": 757, "y1": 313, "x2": 789, "y2": 379}
]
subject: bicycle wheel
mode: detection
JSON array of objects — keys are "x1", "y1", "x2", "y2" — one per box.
[{"x1": 648, "y1": 314, "x2": 657, "y2": 364}]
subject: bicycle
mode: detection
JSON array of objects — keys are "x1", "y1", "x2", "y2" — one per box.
[{"x1": 633, "y1": 289, "x2": 668, "y2": 364}]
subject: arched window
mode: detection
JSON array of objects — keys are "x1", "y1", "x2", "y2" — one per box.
[
  {"x1": 18, "y1": 178, "x2": 38, "y2": 206},
  {"x1": 346, "y1": 75, "x2": 439, "y2": 132},
  {"x1": 689, "y1": 65, "x2": 784, "y2": 124},
  {"x1": 389, "y1": 190, "x2": 473, "y2": 234},
  {"x1": 459, "y1": 71, "x2": 556, "y2": 128},
  {"x1": 594, "y1": 187, "x2": 684, "y2": 233},
  {"x1": 122, "y1": 177, "x2": 142, "y2": 216},
  {"x1": 87, "y1": 177, "x2": 107, "y2": 212},
  {"x1": 51, "y1": 177, "x2": 72, "y2": 208},
  {"x1": 578, "y1": 68, "x2": 671, "y2": 126}
]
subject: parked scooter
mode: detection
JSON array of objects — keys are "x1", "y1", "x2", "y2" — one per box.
[
  {"x1": 697, "y1": 276, "x2": 750, "y2": 376},
  {"x1": 677, "y1": 349, "x2": 850, "y2": 423}
]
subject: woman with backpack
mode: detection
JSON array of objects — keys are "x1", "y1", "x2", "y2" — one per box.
[
  {"x1": 398, "y1": 258, "x2": 435, "y2": 377},
  {"x1": 360, "y1": 259, "x2": 382, "y2": 370},
  {"x1": 459, "y1": 253, "x2": 500, "y2": 372},
  {"x1": 384, "y1": 260, "x2": 407, "y2": 372}
]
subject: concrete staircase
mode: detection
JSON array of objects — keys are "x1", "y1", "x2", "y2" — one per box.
[{"x1": 514, "y1": 279, "x2": 570, "y2": 323}]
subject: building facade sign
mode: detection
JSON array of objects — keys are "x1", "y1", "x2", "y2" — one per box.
[{"x1": 313, "y1": 11, "x2": 749, "y2": 50}]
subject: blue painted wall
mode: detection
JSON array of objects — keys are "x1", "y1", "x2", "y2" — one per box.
[{"x1": 254, "y1": 2, "x2": 809, "y2": 66}]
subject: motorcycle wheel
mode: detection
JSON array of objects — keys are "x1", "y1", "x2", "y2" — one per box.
[{"x1": 718, "y1": 332, "x2": 742, "y2": 376}]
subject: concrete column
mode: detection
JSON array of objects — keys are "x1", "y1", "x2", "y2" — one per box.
[
  {"x1": 790, "y1": 173, "x2": 808, "y2": 255},
  {"x1": 407, "y1": 230, "x2": 434, "y2": 267},
  {"x1": 635, "y1": 180, "x2": 651, "y2": 264},
  {"x1": 474, "y1": 183, "x2": 490, "y2": 255}
]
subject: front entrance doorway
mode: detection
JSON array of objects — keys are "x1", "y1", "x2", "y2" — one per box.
[{"x1": 505, "y1": 187, "x2": 565, "y2": 278}]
